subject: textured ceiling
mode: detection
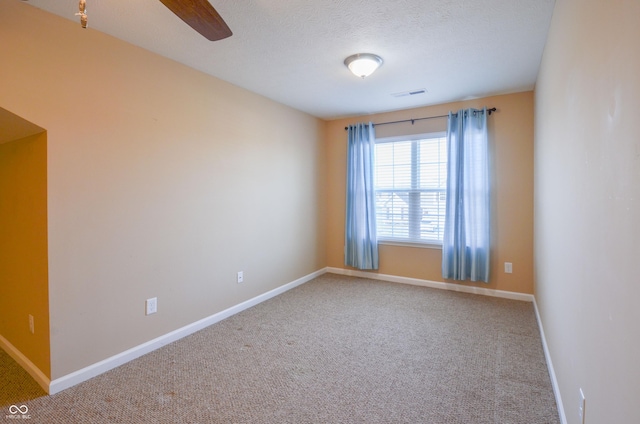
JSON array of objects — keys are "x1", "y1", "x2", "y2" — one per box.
[{"x1": 21, "y1": 0, "x2": 555, "y2": 119}]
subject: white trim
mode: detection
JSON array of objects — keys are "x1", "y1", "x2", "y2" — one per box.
[
  {"x1": 22, "y1": 265, "x2": 560, "y2": 411},
  {"x1": 0, "y1": 333, "x2": 50, "y2": 393},
  {"x1": 49, "y1": 268, "x2": 326, "y2": 395},
  {"x1": 378, "y1": 240, "x2": 443, "y2": 250},
  {"x1": 326, "y1": 267, "x2": 534, "y2": 302},
  {"x1": 532, "y1": 298, "x2": 567, "y2": 424},
  {"x1": 375, "y1": 131, "x2": 447, "y2": 144}
]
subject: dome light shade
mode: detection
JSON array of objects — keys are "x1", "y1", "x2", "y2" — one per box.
[{"x1": 344, "y1": 53, "x2": 383, "y2": 78}]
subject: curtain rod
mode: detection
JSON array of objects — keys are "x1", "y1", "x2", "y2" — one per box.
[{"x1": 343, "y1": 107, "x2": 497, "y2": 130}]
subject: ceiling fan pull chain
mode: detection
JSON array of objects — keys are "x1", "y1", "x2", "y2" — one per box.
[{"x1": 75, "y1": 0, "x2": 87, "y2": 28}]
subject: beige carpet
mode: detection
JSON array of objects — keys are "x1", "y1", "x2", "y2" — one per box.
[
  {"x1": 1, "y1": 273, "x2": 559, "y2": 423},
  {"x1": 0, "y1": 350, "x2": 47, "y2": 407}
]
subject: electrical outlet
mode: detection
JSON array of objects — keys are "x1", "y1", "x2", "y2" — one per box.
[
  {"x1": 504, "y1": 262, "x2": 513, "y2": 273},
  {"x1": 578, "y1": 388, "x2": 586, "y2": 423},
  {"x1": 28, "y1": 314, "x2": 34, "y2": 334},
  {"x1": 237, "y1": 271, "x2": 244, "y2": 283},
  {"x1": 145, "y1": 297, "x2": 157, "y2": 315}
]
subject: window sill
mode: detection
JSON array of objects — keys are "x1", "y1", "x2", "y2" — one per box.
[{"x1": 378, "y1": 240, "x2": 443, "y2": 250}]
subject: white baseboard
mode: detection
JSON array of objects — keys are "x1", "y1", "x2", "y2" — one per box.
[
  {"x1": 326, "y1": 267, "x2": 535, "y2": 302},
  {"x1": 49, "y1": 268, "x2": 326, "y2": 395},
  {"x1": 0, "y1": 333, "x2": 50, "y2": 393},
  {"x1": 24, "y1": 266, "x2": 557, "y2": 406},
  {"x1": 532, "y1": 298, "x2": 567, "y2": 424}
]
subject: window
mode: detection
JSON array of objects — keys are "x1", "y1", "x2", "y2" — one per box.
[{"x1": 374, "y1": 132, "x2": 447, "y2": 245}]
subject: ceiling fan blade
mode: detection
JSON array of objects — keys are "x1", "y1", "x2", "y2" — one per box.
[{"x1": 158, "y1": 0, "x2": 232, "y2": 41}]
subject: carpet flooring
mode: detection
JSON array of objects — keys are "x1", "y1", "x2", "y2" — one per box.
[{"x1": 1, "y1": 273, "x2": 560, "y2": 423}]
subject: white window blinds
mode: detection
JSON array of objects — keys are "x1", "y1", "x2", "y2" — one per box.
[{"x1": 374, "y1": 133, "x2": 447, "y2": 244}]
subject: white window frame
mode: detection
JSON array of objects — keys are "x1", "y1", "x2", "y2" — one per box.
[{"x1": 374, "y1": 131, "x2": 447, "y2": 249}]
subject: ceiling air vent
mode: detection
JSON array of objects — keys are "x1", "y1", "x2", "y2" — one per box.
[{"x1": 391, "y1": 88, "x2": 427, "y2": 98}]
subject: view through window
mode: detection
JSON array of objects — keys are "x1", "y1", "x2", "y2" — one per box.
[{"x1": 374, "y1": 133, "x2": 447, "y2": 244}]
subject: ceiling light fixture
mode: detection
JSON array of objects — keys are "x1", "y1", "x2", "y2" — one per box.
[{"x1": 344, "y1": 53, "x2": 383, "y2": 79}]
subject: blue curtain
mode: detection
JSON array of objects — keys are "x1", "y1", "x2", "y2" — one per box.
[
  {"x1": 345, "y1": 122, "x2": 379, "y2": 270},
  {"x1": 442, "y1": 108, "x2": 490, "y2": 282}
]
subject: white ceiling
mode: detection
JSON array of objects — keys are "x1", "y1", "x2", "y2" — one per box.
[{"x1": 22, "y1": 0, "x2": 555, "y2": 120}]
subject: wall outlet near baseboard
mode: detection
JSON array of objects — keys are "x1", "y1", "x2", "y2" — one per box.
[
  {"x1": 504, "y1": 262, "x2": 513, "y2": 273},
  {"x1": 145, "y1": 297, "x2": 158, "y2": 315},
  {"x1": 237, "y1": 271, "x2": 244, "y2": 283},
  {"x1": 578, "y1": 388, "x2": 586, "y2": 423},
  {"x1": 28, "y1": 314, "x2": 34, "y2": 334}
]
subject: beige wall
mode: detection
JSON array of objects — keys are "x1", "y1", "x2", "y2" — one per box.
[
  {"x1": 535, "y1": 0, "x2": 640, "y2": 422},
  {"x1": 325, "y1": 92, "x2": 535, "y2": 294},
  {"x1": 0, "y1": 129, "x2": 50, "y2": 377},
  {"x1": 1, "y1": 1, "x2": 325, "y2": 379}
]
